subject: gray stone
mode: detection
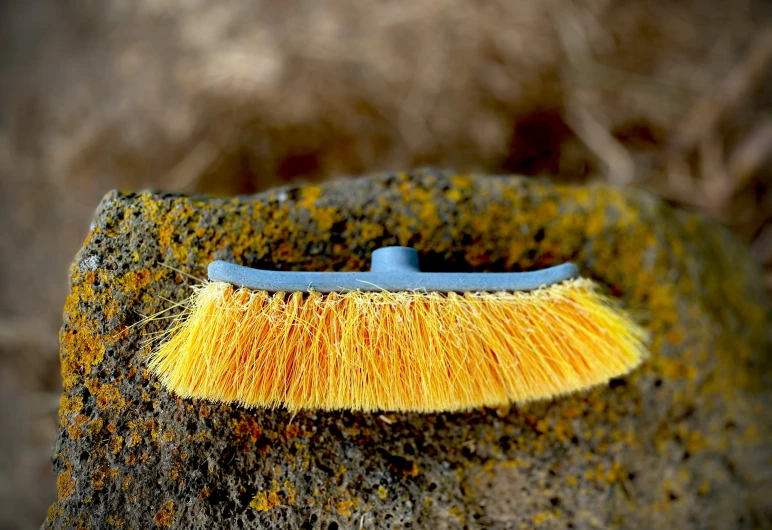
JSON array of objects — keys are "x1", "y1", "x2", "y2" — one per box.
[{"x1": 45, "y1": 170, "x2": 770, "y2": 529}]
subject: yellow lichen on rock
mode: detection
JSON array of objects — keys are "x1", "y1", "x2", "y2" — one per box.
[{"x1": 46, "y1": 171, "x2": 769, "y2": 529}]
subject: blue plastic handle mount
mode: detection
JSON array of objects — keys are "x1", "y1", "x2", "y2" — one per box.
[{"x1": 208, "y1": 247, "x2": 578, "y2": 293}]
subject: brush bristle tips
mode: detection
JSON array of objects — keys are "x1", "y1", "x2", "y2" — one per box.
[{"x1": 149, "y1": 279, "x2": 648, "y2": 412}]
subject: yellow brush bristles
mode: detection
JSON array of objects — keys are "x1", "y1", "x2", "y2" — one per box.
[{"x1": 148, "y1": 279, "x2": 648, "y2": 412}]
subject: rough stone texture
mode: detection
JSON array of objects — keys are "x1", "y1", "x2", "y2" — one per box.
[
  {"x1": 45, "y1": 170, "x2": 769, "y2": 529},
  {"x1": 4, "y1": 3, "x2": 772, "y2": 527}
]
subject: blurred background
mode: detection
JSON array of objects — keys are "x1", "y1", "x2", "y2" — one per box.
[{"x1": 0, "y1": 0, "x2": 770, "y2": 527}]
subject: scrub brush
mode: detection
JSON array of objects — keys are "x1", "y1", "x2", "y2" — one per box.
[{"x1": 149, "y1": 246, "x2": 647, "y2": 412}]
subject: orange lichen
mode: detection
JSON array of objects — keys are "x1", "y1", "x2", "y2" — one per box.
[
  {"x1": 116, "y1": 269, "x2": 153, "y2": 294},
  {"x1": 127, "y1": 432, "x2": 142, "y2": 449},
  {"x1": 57, "y1": 464, "x2": 75, "y2": 501},
  {"x1": 86, "y1": 418, "x2": 103, "y2": 437},
  {"x1": 126, "y1": 418, "x2": 160, "y2": 445},
  {"x1": 95, "y1": 383, "x2": 125, "y2": 411},
  {"x1": 299, "y1": 186, "x2": 323, "y2": 209},
  {"x1": 284, "y1": 481, "x2": 296, "y2": 505},
  {"x1": 231, "y1": 416, "x2": 262, "y2": 442},
  {"x1": 249, "y1": 480, "x2": 293, "y2": 512},
  {"x1": 156, "y1": 199, "x2": 197, "y2": 262},
  {"x1": 153, "y1": 500, "x2": 175, "y2": 528},
  {"x1": 109, "y1": 436, "x2": 124, "y2": 455},
  {"x1": 59, "y1": 395, "x2": 83, "y2": 416},
  {"x1": 284, "y1": 424, "x2": 300, "y2": 439},
  {"x1": 535, "y1": 419, "x2": 550, "y2": 434},
  {"x1": 337, "y1": 500, "x2": 355, "y2": 516},
  {"x1": 445, "y1": 188, "x2": 464, "y2": 202},
  {"x1": 250, "y1": 491, "x2": 281, "y2": 512},
  {"x1": 314, "y1": 207, "x2": 338, "y2": 232},
  {"x1": 249, "y1": 492, "x2": 270, "y2": 511},
  {"x1": 68, "y1": 414, "x2": 90, "y2": 440},
  {"x1": 60, "y1": 314, "x2": 106, "y2": 381},
  {"x1": 359, "y1": 222, "x2": 384, "y2": 240},
  {"x1": 91, "y1": 467, "x2": 107, "y2": 491}
]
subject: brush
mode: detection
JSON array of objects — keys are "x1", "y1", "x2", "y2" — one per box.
[{"x1": 149, "y1": 246, "x2": 647, "y2": 412}]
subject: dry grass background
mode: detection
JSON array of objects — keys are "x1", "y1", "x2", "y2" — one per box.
[{"x1": 0, "y1": 0, "x2": 770, "y2": 528}]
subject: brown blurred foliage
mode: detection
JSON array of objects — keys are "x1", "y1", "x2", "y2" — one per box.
[{"x1": 0, "y1": 1, "x2": 770, "y2": 527}]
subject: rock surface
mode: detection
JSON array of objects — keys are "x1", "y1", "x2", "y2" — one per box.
[{"x1": 46, "y1": 170, "x2": 769, "y2": 529}]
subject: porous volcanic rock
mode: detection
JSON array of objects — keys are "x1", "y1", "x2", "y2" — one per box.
[{"x1": 46, "y1": 170, "x2": 770, "y2": 529}]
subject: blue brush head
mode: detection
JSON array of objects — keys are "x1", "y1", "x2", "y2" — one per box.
[{"x1": 208, "y1": 246, "x2": 578, "y2": 293}]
